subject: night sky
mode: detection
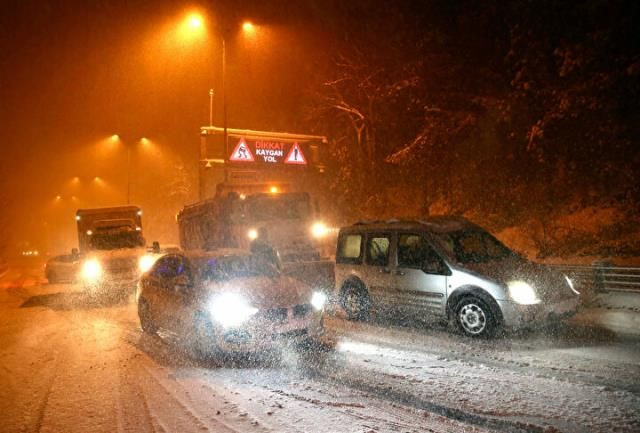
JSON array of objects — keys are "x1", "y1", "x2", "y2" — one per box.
[{"x1": 0, "y1": 0, "x2": 337, "y2": 252}]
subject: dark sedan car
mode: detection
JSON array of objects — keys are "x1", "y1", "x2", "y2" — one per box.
[{"x1": 136, "y1": 249, "x2": 334, "y2": 357}]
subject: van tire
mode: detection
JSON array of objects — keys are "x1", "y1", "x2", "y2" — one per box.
[
  {"x1": 341, "y1": 283, "x2": 370, "y2": 321},
  {"x1": 454, "y1": 296, "x2": 496, "y2": 338}
]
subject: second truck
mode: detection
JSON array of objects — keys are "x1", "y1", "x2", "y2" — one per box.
[{"x1": 76, "y1": 205, "x2": 158, "y2": 298}]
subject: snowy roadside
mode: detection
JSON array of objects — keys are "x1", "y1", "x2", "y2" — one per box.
[{"x1": 572, "y1": 291, "x2": 640, "y2": 338}]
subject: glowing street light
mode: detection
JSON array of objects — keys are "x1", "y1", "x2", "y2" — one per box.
[
  {"x1": 188, "y1": 14, "x2": 203, "y2": 29},
  {"x1": 242, "y1": 21, "x2": 255, "y2": 33}
]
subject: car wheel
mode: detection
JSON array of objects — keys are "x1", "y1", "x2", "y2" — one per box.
[
  {"x1": 138, "y1": 299, "x2": 158, "y2": 335},
  {"x1": 47, "y1": 271, "x2": 58, "y2": 284},
  {"x1": 191, "y1": 312, "x2": 216, "y2": 359},
  {"x1": 341, "y1": 283, "x2": 370, "y2": 321},
  {"x1": 454, "y1": 296, "x2": 496, "y2": 338}
]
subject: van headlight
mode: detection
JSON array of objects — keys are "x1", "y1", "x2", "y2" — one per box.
[
  {"x1": 311, "y1": 222, "x2": 328, "y2": 238},
  {"x1": 207, "y1": 293, "x2": 258, "y2": 328},
  {"x1": 565, "y1": 275, "x2": 580, "y2": 295},
  {"x1": 138, "y1": 255, "x2": 155, "y2": 273},
  {"x1": 311, "y1": 291, "x2": 327, "y2": 310},
  {"x1": 507, "y1": 280, "x2": 540, "y2": 305},
  {"x1": 81, "y1": 259, "x2": 102, "y2": 282}
]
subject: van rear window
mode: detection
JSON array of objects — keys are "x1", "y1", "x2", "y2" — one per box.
[{"x1": 337, "y1": 234, "x2": 362, "y2": 264}]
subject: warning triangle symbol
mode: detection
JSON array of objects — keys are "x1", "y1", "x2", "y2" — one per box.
[
  {"x1": 284, "y1": 142, "x2": 307, "y2": 165},
  {"x1": 229, "y1": 138, "x2": 254, "y2": 162}
]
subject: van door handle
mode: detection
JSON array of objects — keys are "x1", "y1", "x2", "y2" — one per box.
[
  {"x1": 395, "y1": 270, "x2": 405, "y2": 276},
  {"x1": 380, "y1": 268, "x2": 391, "y2": 274}
]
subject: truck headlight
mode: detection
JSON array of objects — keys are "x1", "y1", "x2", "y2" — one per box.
[
  {"x1": 138, "y1": 255, "x2": 155, "y2": 273},
  {"x1": 565, "y1": 275, "x2": 580, "y2": 295},
  {"x1": 311, "y1": 291, "x2": 327, "y2": 310},
  {"x1": 207, "y1": 293, "x2": 258, "y2": 328},
  {"x1": 247, "y1": 229, "x2": 258, "y2": 240},
  {"x1": 508, "y1": 280, "x2": 540, "y2": 305},
  {"x1": 81, "y1": 259, "x2": 102, "y2": 282},
  {"x1": 311, "y1": 222, "x2": 328, "y2": 238}
]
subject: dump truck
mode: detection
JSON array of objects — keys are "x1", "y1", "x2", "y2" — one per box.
[{"x1": 178, "y1": 126, "x2": 334, "y2": 293}]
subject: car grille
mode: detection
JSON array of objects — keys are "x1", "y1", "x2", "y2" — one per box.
[
  {"x1": 104, "y1": 257, "x2": 138, "y2": 272},
  {"x1": 293, "y1": 304, "x2": 312, "y2": 317},
  {"x1": 258, "y1": 307, "x2": 289, "y2": 323},
  {"x1": 256, "y1": 304, "x2": 313, "y2": 323}
]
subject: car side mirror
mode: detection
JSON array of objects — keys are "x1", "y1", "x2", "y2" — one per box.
[{"x1": 152, "y1": 241, "x2": 160, "y2": 254}]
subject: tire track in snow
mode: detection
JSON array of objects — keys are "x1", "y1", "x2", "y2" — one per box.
[
  {"x1": 330, "y1": 319, "x2": 640, "y2": 395},
  {"x1": 307, "y1": 362, "x2": 545, "y2": 433},
  {"x1": 29, "y1": 348, "x2": 64, "y2": 433},
  {"x1": 117, "y1": 357, "x2": 163, "y2": 433}
]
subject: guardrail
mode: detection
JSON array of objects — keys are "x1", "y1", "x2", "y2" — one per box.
[{"x1": 549, "y1": 264, "x2": 640, "y2": 294}]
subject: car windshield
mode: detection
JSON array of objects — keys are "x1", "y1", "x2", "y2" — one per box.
[
  {"x1": 200, "y1": 254, "x2": 280, "y2": 281},
  {"x1": 89, "y1": 231, "x2": 145, "y2": 250},
  {"x1": 434, "y1": 229, "x2": 514, "y2": 263}
]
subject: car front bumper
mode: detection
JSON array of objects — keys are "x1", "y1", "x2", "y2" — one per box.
[
  {"x1": 497, "y1": 296, "x2": 579, "y2": 328},
  {"x1": 204, "y1": 311, "x2": 329, "y2": 353}
]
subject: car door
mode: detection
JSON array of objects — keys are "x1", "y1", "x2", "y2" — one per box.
[
  {"x1": 363, "y1": 232, "x2": 396, "y2": 312},
  {"x1": 394, "y1": 232, "x2": 450, "y2": 317},
  {"x1": 144, "y1": 255, "x2": 194, "y2": 331}
]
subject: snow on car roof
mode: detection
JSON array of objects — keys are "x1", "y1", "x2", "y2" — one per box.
[{"x1": 343, "y1": 215, "x2": 476, "y2": 233}]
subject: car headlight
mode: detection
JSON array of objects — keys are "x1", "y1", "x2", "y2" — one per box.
[
  {"x1": 507, "y1": 280, "x2": 540, "y2": 305},
  {"x1": 207, "y1": 293, "x2": 258, "y2": 328},
  {"x1": 138, "y1": 255, "x2": 155, "y2": 273},
  {"x1": 81, "y1": 259, "x2": 102, "y2": 282},
  {"x1": 247, "y1": 229, "x2": 258, "y2": 240},
  {"x1": 311, "y1": 222, "x2": 329, "y2": 238},
  {"x1": 565, "y1": 275, "x2": 580, "y2": 295},
  {"x1": 311, "y1": 291, "x2": 327, "y2": 310}
]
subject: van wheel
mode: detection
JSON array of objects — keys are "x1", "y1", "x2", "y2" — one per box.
[
  {"x1": 138, "y1": 299, "x2": 158, "y2": 335},
  {"x1": 454, "y1": 297, "x2": 496, "y2": 338},
  {"x1": 341, "y1": 284, "x2": 370, "y2": 321}
]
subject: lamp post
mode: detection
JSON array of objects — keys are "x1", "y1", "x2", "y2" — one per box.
[
  {"x1": 110, "y1": 135, "x2": 150, "y2": 204},
  {"x1": 181, "y1": 12, "x2": 257, "y2": 195}
]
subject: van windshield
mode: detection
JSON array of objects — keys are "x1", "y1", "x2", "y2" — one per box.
[{"x1": 434, "y1": 229, "x2": 513, "y2": 264}]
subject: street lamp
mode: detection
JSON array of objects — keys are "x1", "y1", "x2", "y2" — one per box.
[
  {"x1": 110, "y1": 135, "x2": 151, "y2": 204},
  {"x1": 180, "y1": 12, "x2": 258, "y2": 194}
]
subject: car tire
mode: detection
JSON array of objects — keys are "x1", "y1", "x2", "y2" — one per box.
[
  {"x1": 191, "y1": 312, "x2": 216, "y2": 360},
  {"x1": 47, "y1": 271, "x2": 58, "y2": 284},
  {"x1": 341, "y1": 283, "x2": 370, "y2": 321},
  {"x1": 138, "y1": 299, "x2": 158, "y2": 335},
  {"x1": 454, "y1": 296, "x2": 497, "y2": 338}
]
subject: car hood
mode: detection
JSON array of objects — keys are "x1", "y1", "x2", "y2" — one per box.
[
  {"x1": 202, "y1": 275, "x2": 313, "y2": 309},
  {"x1": 458, "y1": 256, "x2": 573, "y2": 301}
]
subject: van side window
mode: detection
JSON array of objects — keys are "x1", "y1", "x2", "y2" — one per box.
[
  {"x1": 366, "y1": 235, "x2": 390, "y2": 267},
  {"x1": 398, "y1": 233, "x2": 448, "y2": 274},
  {"x1": 336, "y1": 234, "x2": 363, "y2": 264},
  {"x1": 398, "y1": 234, "x2": 432, "y2": 268}
]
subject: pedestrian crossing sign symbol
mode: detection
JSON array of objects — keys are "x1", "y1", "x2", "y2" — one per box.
[
  {"x1": 229, "y1": 138, "x2": 255, "y2": 162},
  {"x1": 284, "y1": 142, "x2": 307, "y2": 165}
]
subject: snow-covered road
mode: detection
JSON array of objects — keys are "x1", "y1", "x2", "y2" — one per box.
[{"x1": 1, "y1": 262, "x2": 639, "y2": 433}]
